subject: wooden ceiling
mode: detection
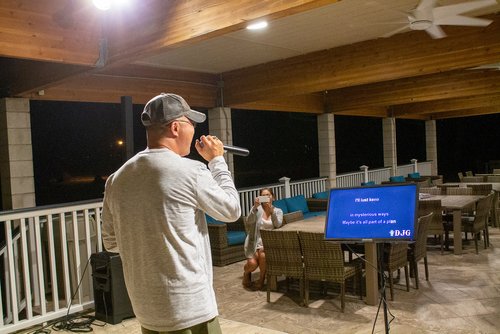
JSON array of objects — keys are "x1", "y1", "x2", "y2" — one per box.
[{"x1": 1, "y1": 0, "x2": 499, "y2": 120}]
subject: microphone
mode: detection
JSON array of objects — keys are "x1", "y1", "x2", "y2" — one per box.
[{"x1": 224, "y1": 144, "x2": 250, "y2": 157}]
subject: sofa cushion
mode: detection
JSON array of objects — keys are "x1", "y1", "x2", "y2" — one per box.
[
  {"x1": 312, "y1": 191, "x2": 329, "y2": 199},
  {"x1": 389, "y1": 175, "x2": 406, "y2": 183},
  {"x1": 361, "y1": 181, "x2": 375, "y2": 186},
  {"x1": 227, "y1": 231, "x2": 246, "y2": 246},
  {"x1": 285, "y1": 195, "x2": 309, "y2": 214},
  {"x1": 273, "y1": 199, "x2": 289, "y2": 214},
  {"x1": 408, "y1": 172, "x2": 421, "y2": 179},
  {"x1": 206, "y1": 214, "x2": 224, "y2": 224}
]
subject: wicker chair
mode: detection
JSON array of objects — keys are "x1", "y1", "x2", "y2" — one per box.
[
  {"x1": 408, "y1": 213, "x2": 433, "y2": 289},
  {"x1": 486, "y1": 175, "x2": 500, "y2": 182},
  {"x1": 381, "y1": 242, "x2": 410, "y2": 301},
  {"x1": 446, "y1": 187, "x2": 472, "y2": 195},
  {"x1": 462, "y1": 176, "x2": 485, "y2": 182},
  {"x1": 306, "y1": 198, "x2": 328, "y2": 212},
  {"x1": 419, "y1": 187, "x2": 442, "y2": 195},
  {"x1": 207, "y1": 217, "x2": 246, "y2": 266},
  {"x1": 461, "y1": 193, "x2": 494, "y2": 254},
  {"x1": 467, "y1": 183, "x2": 493, "y2": 195},
  {"x1": 457, "y1": 172, "x2": 464, "y2": 182},
  {"x1": 259, "y1": 229, "x2": 304, "y2": 304},
  {"x1": 418, "y1": 200, "x2": 445, "y2": 253},
  {"x1": 465, "y1": 171, "x2": 473, "y2": 177},
  {"x1": 298, "y1": 231, "x2": 362, "y2": 312}
]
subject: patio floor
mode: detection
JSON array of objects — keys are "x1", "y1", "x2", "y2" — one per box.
[{"x1": 20, "y1": 228, "x2": 500, "y2": 334}]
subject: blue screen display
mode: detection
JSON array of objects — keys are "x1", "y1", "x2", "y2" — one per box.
[{"x1": 324, "y1": 184, "x2": 418, "y2": 241}]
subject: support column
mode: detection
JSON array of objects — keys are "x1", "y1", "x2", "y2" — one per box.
[
  {"x1": 425, "y1": 120, "x2": 438, "y2": 175},
  {"x1": 208, "y1": 107, "x2": 234, "y2": 176},
  {"x1": 382, "y1": 117, "x2": 397, "y2": 176},
  {"x1": 317, "y1": 113, "x2": 336, "y2": 188},
  {"x1": 0, "y1": 98, "x2": 36, "y2": 209}
]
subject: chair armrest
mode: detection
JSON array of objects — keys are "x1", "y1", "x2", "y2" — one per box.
[
  {"x1": 207, "y1": 224, "x2": 228, "y2": 249},
  {"x1": 283, "y1": 210, "x2": 304, "y2": 225},
  {"x1": 226, "y1": 216, "x2": 245, "y2": 232},
  {"x1": 307, "y1": 198, "x2": 328, "y2": 212}
]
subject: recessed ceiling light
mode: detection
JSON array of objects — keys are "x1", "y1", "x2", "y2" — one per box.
[
  {"x1": 246, "y1": 21, "x2": 268, "y2": 30},
  {"x1": 93, "y1": 0, "x2": 112, "y2": 10},
  {"x1": 93, "y1": 0, "x2": 131, "y2": 11}
]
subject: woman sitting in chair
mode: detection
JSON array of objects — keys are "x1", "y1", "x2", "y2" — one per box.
[{"x1": 243, "y1": 188, "x2": 283, "y2": 290}]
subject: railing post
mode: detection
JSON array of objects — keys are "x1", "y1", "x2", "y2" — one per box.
[
  {"x1": 411, "y1": 159, "x2": 418, "y2": 173},
  {"x1": 360, "y1": 165, "x2": 369, "y2": 183},
  {"x1": 279, "y1": 176, "x2": 291, "y2": 198}
]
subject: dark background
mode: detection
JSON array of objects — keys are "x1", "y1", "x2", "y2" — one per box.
[{"x1": 27, "y1": 100, "x2": 500, "y2": 206}]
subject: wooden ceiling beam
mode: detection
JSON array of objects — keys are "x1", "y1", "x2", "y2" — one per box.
[
  {"x1": 431, "y1": 106, "x2": 500, "y2": 119},
  {"x1": 231, "y1": 94, "x2": 324, "y2": 113},
  {"x1": 222, "y1": 14, "x2": 500, "y2": 105},
  {"x1": 0, "y1": 0, "x2": 101, "y2": 65},
  {"x1": 325, "y1": 70, "x2": 500, "y2": 113},
  {"x1": 330, "y1": 106, "x2": 389, "y2": 118},
  {"x1": 24, "y1": 72, "x2": 217, "y2": 106},
  {"x1": 391, "y1": 93, "x2": 500, "y2": 117},
  {"x1": 105, "y1": 0, "x2": 340, "y2": 66}
]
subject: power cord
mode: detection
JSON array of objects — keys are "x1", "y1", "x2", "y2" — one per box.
[{"x1": 28, "y1": 257, "x2": 106, "y2": 333}]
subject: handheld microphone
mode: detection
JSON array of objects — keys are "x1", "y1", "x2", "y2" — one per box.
[{"x1": 223, "y1": 144, "x2": 250, "y2": 157}]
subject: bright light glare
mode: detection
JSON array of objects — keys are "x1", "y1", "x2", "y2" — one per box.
[
  {"x1": 117, "y1": 140, "x2": 124, "y2": 146},
  {"x1": 93, "y1": 0, "x2": 111, "y2": 10},
  {"x1": 93, "y1": 0, "x2": 131, "y2": 11},
  {"x1": 246, "y1": 21, "x2": 268, "y2": 30}
]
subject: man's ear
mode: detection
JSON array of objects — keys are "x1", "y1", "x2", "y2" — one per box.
[{"x1": 169, "y1": 121, "x2": 180, "y2": 137}]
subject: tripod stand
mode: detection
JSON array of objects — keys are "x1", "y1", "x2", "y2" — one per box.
[{"x1": 377, "y1": 242, "x2": 390, "y2": 334}]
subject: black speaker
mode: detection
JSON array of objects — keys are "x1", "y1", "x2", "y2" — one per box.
[{"x1": 91, "y1": 251, "x2": 135, "y2": 324}]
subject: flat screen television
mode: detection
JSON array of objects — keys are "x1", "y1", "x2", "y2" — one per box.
[{"x1": 324, "y1": 183, "x2": 418, "y2": 242}]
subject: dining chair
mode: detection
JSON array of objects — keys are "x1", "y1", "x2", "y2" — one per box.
[
  {"x1": 486, "y1": 175, "x2": 500, "y2": 182},
  {"x1": 445, "y1": 187, "x2": 475, "y2": 217},
  {"x1": 298, "y1": 231, "x2": 362, "y2": 312},
  {"x1": 466, "y1": 183, "x2": 493, "y2": 195},
  {"x1": 407, "y1": 213, "x2": 433, "y2": 289},
  {"x1": 446, "y1": 187, "x2": 473, "y2": 195},
  {"x1": 418, "y1": 200, "x2": 445, "y2": 253},
  {"x1": 259, "y1": 229, "x2": 304, "y2": 304},
  {"x1": 461, "y1": 193, "x2": 494, "y2": 254},
  {"x1": 381, "y1": 242, "x2": 410, "y2": 301},
  {"x1": 462, "y1": 176, "x2": 485, "y2": 182},
  {"x1": 420, "y1": 187, "x2": 442, "y2": 195}
]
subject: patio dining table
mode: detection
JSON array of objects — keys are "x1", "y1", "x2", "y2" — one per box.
[
  {"x1": 280, "y1": 215, "x2": 379, "y2": 306},
  {"x1": 441, "y1": 182, "x2": 500, "y2": 227},
  {"x1": 421, "y1": 195, "x2": 483, "y2": 254}
]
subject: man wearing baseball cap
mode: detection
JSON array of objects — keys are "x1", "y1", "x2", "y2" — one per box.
[{"x1": 102, "y1": 93, "x2": 241, "y2": 333}]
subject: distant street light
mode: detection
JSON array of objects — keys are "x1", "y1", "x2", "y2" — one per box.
[{"x1": 117, "y1": 140, "x2": 124, "y2": 146}]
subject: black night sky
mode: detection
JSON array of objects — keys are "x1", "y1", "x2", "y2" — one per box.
[{"x1": 28, "y1": 100, "x2": 500, "y2": 206}]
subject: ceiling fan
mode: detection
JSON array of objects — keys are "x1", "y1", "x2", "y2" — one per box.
[{"x1": 382, "y1": 0, "x2": 497, "y2": 39}]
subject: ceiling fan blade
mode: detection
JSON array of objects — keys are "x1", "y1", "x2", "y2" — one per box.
[
  {"x1": 433, "y1": 0, "x2": 497, "y2": 18},
  {"x1": 434, "y1": 15, "x2": 493, "y2": 27},
  {"x1": 470, "y1": 63, "x2": 500, "y2": 70},
  {"x1": 416, "y1": 0, "x2": 437, "y2": 11},
  {"x1": 381, "y1": 24, "x2": 411, "y2": 38},
  {"x1": 425, "y1": 24, "x2": 446, "y2": 39}
]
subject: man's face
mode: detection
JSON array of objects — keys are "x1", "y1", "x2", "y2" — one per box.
[{"x1": 174, "y1": 117, "x2": 196, "y2": 156}]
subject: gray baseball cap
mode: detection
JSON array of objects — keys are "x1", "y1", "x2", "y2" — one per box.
[{"x1": 141, "y1": 93, "x2": 206, "y2": 127}]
